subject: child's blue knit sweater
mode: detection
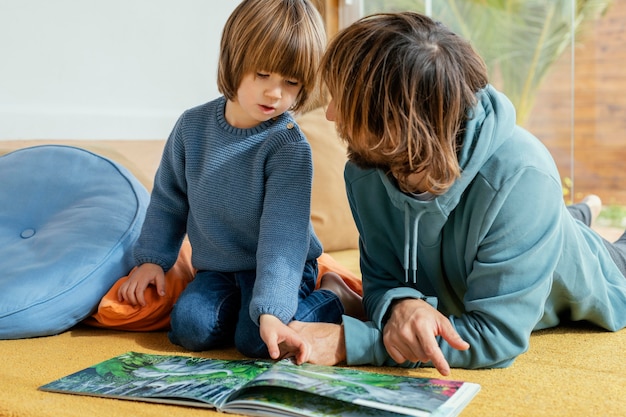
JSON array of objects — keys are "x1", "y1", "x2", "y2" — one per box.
[{"x1": 133, "y1": 96, "x2": 323, "y2": 325}]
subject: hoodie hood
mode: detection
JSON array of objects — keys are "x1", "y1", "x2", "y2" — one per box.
[{"x1": 380, "y1": 85, "x2": 518, "y2": 281}]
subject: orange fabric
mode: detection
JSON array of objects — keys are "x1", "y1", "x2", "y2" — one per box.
[
  {"x1": 84, "y1": 241, "x2": 195, "y2": 331},
  {"x1": 316, "y1": 253, "x2": 363, "y2": 296},
  {"x1": 85, "y1": 245, "x2": 362, "y2": 332}
]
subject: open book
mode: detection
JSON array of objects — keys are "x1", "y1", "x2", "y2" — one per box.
[{"x1": 39, "y1": 351, "x2": 480, "y2": 417}]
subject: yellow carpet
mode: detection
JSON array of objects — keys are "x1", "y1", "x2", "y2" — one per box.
[{"x1": 1, "y1": 323, "x2": 625, "y2": 416}]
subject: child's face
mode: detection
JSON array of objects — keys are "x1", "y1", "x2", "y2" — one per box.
[{"x1": 226, "y1": 72, "x2": 302, "y2": 129}]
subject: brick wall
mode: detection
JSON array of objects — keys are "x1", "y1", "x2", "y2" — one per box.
[{"x1": 525, "y1": 0, "x2": 626, "y2": 205}]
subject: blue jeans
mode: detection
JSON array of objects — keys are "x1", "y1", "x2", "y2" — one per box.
[{"x1": 168, "y1": 260, "x2": 343, "y2": 357}]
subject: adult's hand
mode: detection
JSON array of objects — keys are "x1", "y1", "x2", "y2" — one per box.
[
  {"x1": 286, "y1": 321, "x2": 346, "y2": 365},
  {"x1": 382, "y1": 298, "x2": 469, "y2": 376}
]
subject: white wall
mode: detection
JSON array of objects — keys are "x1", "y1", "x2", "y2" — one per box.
[{"x1": 0, "y1": 0, "x2": 239, "y2": 140}]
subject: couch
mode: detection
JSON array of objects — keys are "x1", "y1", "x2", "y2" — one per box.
[{"x1": 1, "y1": 108, "x2": 624, "y2": 416}]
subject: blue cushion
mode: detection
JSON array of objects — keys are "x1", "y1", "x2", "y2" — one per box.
[{"x1": 0, "y1": 145, "x2": 149, "y2": 339}]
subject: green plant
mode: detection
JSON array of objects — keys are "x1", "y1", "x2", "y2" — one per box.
[
  {"x1": 597, "y1": 204, "x2": 626, "y2": 228},
  {"x1": 363, "y1": 0, "x2": 613, "y2": 125}
]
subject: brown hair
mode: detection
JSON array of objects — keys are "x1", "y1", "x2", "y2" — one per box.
[
  {"x1": 217, "y1": 0, "x2": 326, "y2": 113},
  {"x1": 321, "y1": 12, "x2": 488, "y2": 194}
]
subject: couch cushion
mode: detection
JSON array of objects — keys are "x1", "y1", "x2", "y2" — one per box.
[
  {"x1": 0, "y1": 145, "x2": 149, "y2": 339},
  {"x1": 298, "y1": 107, "x2": 359, "y2": 251}
]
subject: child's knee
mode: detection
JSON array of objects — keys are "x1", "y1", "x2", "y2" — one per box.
[
  {"x1": 234, "y1": 327, "x2": 268, "y2": 358},
  {"x1": 168, "y1": 306, "x2": 232, "y2": 351}
]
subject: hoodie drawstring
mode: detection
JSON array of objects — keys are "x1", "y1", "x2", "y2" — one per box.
[{"x1": 403, "y1": 202, "x2": 423, "y2": 283}]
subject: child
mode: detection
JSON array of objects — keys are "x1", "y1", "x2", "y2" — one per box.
[
  {"x1": 288, "y1": 11, "x2": 626, "y2": 375},
  {"x1": 118, "y1": 0, "x2": 357, "y2": 363}
]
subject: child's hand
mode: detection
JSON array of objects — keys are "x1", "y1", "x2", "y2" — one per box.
[
  {"x1": 117, "y1": 263, "x2": 165, "y2": 307},
  {"x1": 259, "y1": 314, "x2": 310, "y2": 364}
]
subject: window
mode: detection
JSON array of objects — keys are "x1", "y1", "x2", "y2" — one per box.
[{"x1": 335, "y1": 0, "x2": 626, "y2": 228}]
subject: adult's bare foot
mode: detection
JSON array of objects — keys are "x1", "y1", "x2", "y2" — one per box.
[{"x1": 320, "y1": 272, "x2": 366, "y2": 321}]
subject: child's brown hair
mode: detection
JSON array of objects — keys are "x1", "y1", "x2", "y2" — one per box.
[
  {"x1": 218, "y1": 0, "x2": 326, "y2": 113},
  {"x1": 321, "y1": 12, "x2": 488, "y2": 194}
]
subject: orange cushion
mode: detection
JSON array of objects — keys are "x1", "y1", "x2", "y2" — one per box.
[
  {"x1": 84, "y1": 244, "x2": 361, "y2": 331},
  {"x1": 316, "y1": 253, "x2": 362, "y2": 296},
  {"x1": 83, "y1": 241, "x2": 195, "y2": 331}
]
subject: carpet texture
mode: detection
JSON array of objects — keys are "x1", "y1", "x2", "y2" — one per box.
[
  {"x1": 1, "y1": 320, "x2": 625, "y2": 416},
  {"x1": 1, "y1": 140, "x2": 625, "y2": 416}
]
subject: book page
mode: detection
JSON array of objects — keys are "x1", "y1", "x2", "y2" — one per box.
[
  {"x1": 225, "y1": 387, "x2": 411, "y2": 417},
  {"x1": 40, "y1": 352, "x2": 479, "y2": 417},
  {"x1": 226, "y1": 360, "x2": 479, "y2": 417},
  {"x1": 39, "y1": 352, "x2": 272, "y2": 409}
]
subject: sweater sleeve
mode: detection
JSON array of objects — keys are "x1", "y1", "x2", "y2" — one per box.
[
  {"x1": 344, "y1": 221, "x2": 431, "y2": 367},
  {"x1": 248, "y1": 135, "x2": 323, "y2": 325},
  {"x1": 133, "y1": 115, "x2": 189, "y2": 271}
]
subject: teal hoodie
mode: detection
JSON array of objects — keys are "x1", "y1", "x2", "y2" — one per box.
[{"x1": 343, "y1": 85, "x2": 626, "y2": 369}]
